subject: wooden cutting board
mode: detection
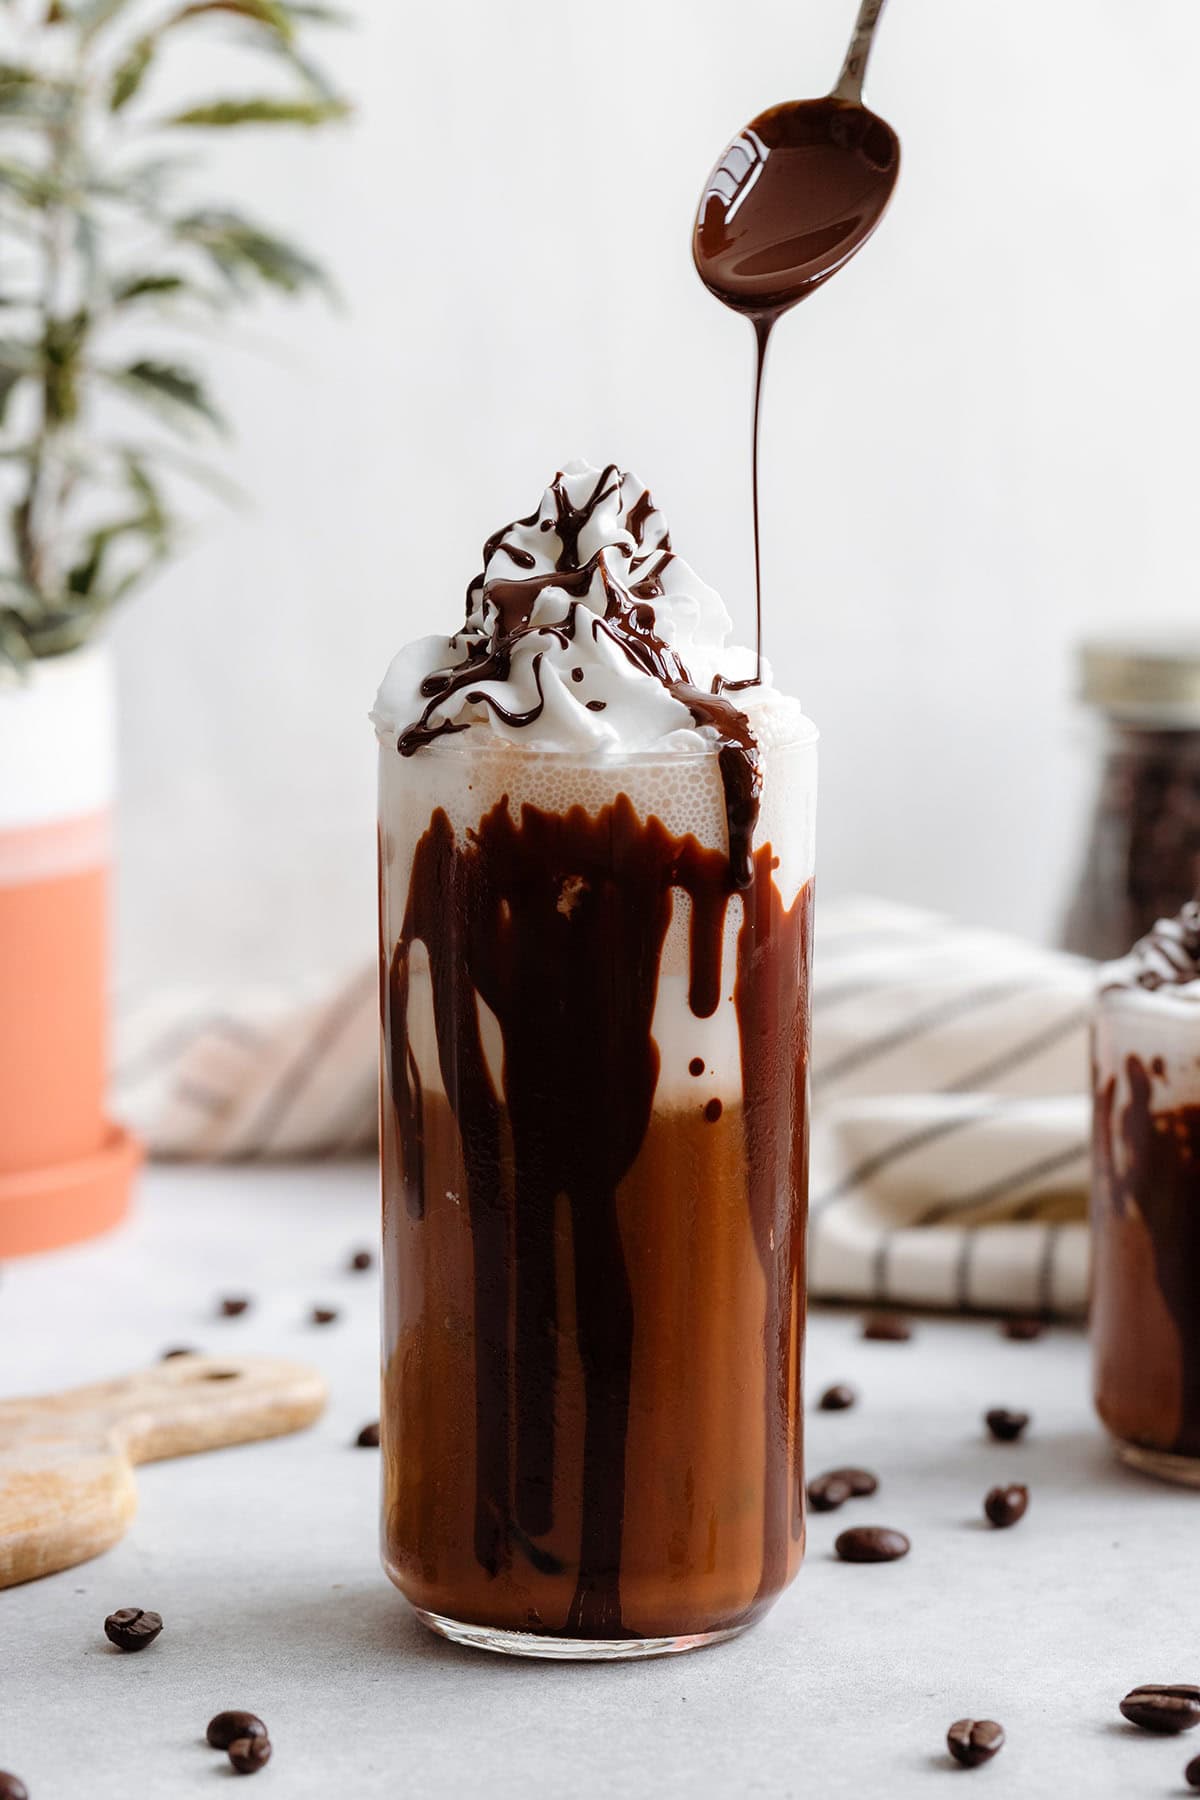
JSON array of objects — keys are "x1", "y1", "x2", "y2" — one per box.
[{"x1": 0, "y1": 1352, "x2": 328, "y2": 1587}]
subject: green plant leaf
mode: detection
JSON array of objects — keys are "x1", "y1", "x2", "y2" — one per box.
[
  {"x1": 0, "y1": 607, "x2": 36, "y2": 674},
  {"x1": 111, "y1": 271, "x2": 190, "y2": 305},
  {"x1": 41, "y1": 310, "x2": 88, "y2": 427},
  {"x1": 276, "y1": 3, "x2": 352, "y2": 19},
  {"x1": 174, "y1": 207, "x2": 329, "y2": 295},
  {"x1": 108, "y1": 358, "x2": 224, "y2": 432},
  {"x1": 167, "y1": 1, "x2": 296, "y2": 39},
  {"x1": 0, "y1": 156, "x2": 58, "y2": 205},
  {"x1": 0, "y1": 339, "x2": 38, "y2": 426},
  {"x1": 0, "y1": 63, "x2": 78, "y2": 123},
  {"x1": 121, "y1": 450, "x2": 170, "y2": 543},
  {"x1": 164, "y1": 94, "x2": 348, "y2": 127},
  {"x1": 110, "y1": 34, "x2": 156, "y2": 111}
]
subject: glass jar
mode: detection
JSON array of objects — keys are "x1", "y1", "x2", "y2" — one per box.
[
  {"x1": 376, "y1": 727, "x2": 817, "y2": 1658},
  {"x1": 1062, "y1": 637, "x2": 1200, "y2": 962}
]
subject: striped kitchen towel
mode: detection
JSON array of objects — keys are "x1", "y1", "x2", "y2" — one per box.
[
  {"x1": 809, "y1": 900, "x2": 1092, "y2": 1318},
  {"x1": 116, "y1": 896, "x2": 1095, "y2": 1315}
]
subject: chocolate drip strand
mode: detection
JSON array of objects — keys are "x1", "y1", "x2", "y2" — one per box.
[{"x1": 384, "y1": 792, "x2": 812, "y2": 1632}]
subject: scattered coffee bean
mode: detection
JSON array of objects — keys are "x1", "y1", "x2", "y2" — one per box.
[
  {"x1": 807, "y1": 1474, "x2": 853, "y2": 1512},
  {"x1": 160, "y1": 1346, "x2": 198, "y2": 1360},
  {"x1": 310, "y1": 1306, "x2": 338, "y2": 1326},
  {"x1": 834, "y1": 1525, "x2": 910, "y2": 1563},
  {"x1": 228, "y1": 1737, "x2": 272, "y2": 1775},
  {"x1": 348, "y1": 1249, "x2": 374, "y2": 1272},
  {"x1": 1185, "y1": 1751, "x2": 1200, "y2": 1788},
  {"x1": 830, "y1": 1465, "x2": 878, "y2": 1496},
  {"x1": 104, "y1": 1607, "x2": 163, "y2": 1652},
  {"x1": 1119, "y1": 1685, "x2": 1200, "y2": 1734},
  {"x1": 219, "y1": 1296, "x2": 251, "y2": 1318},
  {"x1": 1002, "y1": 1316, "x2": 1044, "y2": 1341},
  {"x1": 862, "y1": 1312, "x2": 912, "y2": 1342},
  {"x1": 207, "y1": 1712, "x2": 268, "y2": 1751},
  {"x1": 807, "y1": 1467, "x2": 877, "y2": 1513},
  {"x1": 356, "y1": 1422, "x2": 381, "y2": 1448},
  {"x1": 985, "y1": 1408, "x2": 1030, "y2": 1443},
  {"x1": 947, "y1": 1719, "x2": 1005, "y2": 1768},
  {"x1": 818, "y1": 1383, "x2": 856, "y2": 1412},
  {"x1": 984, "y1": 1484, "x2": 1028, "y2": 1528},
  {"x1": 0, "y1": 1773, "x2": 28, "y2": 1800}
]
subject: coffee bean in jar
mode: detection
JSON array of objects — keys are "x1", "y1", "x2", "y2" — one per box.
[{"x1": 1062, "y1": 637, "x2": 1200, "y2": 962}]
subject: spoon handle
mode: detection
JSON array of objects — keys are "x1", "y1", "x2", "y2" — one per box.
[{"x1": 832, "y1": 0, "x2": 890, "y2": 104}]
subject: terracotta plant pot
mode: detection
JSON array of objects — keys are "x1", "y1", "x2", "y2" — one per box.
[{"x1": 0, "y1": 643, "x2": 140, "y2": 1255}]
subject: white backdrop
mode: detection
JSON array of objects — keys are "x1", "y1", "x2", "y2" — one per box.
[{"x1": 111, "y1": 0, "x2": 1200, "y2": 1000}]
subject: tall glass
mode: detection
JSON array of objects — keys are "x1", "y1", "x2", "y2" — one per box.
[
  {"x1": 1092, "y1": 979, "x2": 1200, "y2": 1483},
  {"x1": 377, "y1": 726, "x2": 817, "y2": 1658}
]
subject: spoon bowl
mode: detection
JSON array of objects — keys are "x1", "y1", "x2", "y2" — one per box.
[{"x1": 693, "y1": 95, "x2": 900, "y2": 315}]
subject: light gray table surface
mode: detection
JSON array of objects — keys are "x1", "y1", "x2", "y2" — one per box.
[{"x1": 1, "y1": 1164, "x2": 1197, "y2": 1798}]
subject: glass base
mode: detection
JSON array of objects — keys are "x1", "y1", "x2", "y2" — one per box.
[
  {"x1": 1115, "y1": 1440, "x2": 1200, "y2": 1488},
  {"x1": 414, "y1": 1607, "x2": 752, "y2": 1661}
]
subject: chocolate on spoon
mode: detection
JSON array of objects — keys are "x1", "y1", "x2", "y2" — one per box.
[
  {"x1": 692, "y1": 0, "x2": 900, "y2": 318},
  {"x1": 692, "y1": 0, "x2": 900, "y2": 676}
]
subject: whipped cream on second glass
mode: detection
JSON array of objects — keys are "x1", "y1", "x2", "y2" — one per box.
[
  {"x1": 1101, "y1": 900, "x2": 1200, "y2": 999},
  {"x1": 371, "y1": 459, "x2": 805, "y2": 759}
]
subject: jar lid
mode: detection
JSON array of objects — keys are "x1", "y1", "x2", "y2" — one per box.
[{"x1": 1079, "y1": 634, "x2": 1200, "y2": 721}]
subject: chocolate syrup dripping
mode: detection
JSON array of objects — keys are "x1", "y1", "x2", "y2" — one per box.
[
  {"x1": 693, "y1": 95, "x2": 900, "y2": 685},
  {"x1": 735, "y1": 850, "x2": 814, "y2": 1583},
  {"x1": 749, "y1": 314, "x2": 772, "y2": 685},
  {"x1": 482, "y1": 565, "x2": 593, "y2": 635},
  {"x1": 1094, "y1": 1055, "x2": 1200, "y2": 1456},
  {"x1": 396, "y1": 473, "x2": 763, "y2": 884},
  {"x1": 385, "y1": 790, "x2": 812, "y2": 1631},
  {"x1": 389, "y1": 810, "x2": 511, "y2": 1578},
  {"x1": 547, "y1": 462, "x2": 621, "y2": 569}
]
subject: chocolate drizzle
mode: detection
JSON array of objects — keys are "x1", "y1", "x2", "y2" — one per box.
[
  {"x1": 1101, "y1": 900, "x2": 1200, "y2": 994},
  {"x1": 1093, "y1": 1054, "x2": 1200, "y2": 1456},
  {"x1": 383, "y1": 794, "x2": 812, "y2": 1634},
  {"x1": 396, "y1": 464, "x2": 764, "y2": 886}
]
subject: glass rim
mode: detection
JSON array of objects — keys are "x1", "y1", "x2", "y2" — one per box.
[{"x1": 373, "y1": 718, "x2": 819, "y2": 765}]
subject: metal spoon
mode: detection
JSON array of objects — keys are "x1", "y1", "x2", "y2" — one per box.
[
  {"x1": 693, "y1": 0, "x2": 900, "y2": 318},
  {"x1": 692, "y1": 0, "x2": 901, "y2": 679}
]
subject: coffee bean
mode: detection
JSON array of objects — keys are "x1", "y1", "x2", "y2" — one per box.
[
  {"x1": 348, "y1": 1249, "x2": 374, "y2": 1272},
  {"x1": 219, "y1": 1296, "x2": 251, "y2": 1318},
  {"x1": 207, "y1": 1712, "x2": 268, "y2": 1751},
  {"x1": 1119, "y1": 1685, "x2": 1200, "y2": 1734},
  {"x1": 862, "y1": 1312, "x2": 912, "y2": 1342},
  {"x1": 834, "y1": 1465, "x2": 877, "y2": 1496},
  {"x1": 160, "y1": 1346, "x2": 198, "y2": 1360},
  {"x1": 985, "y1": 1408, "x2": 1030, "y2": 1442},
  {"x1": 984, "y1": 1484, "x2": 1028, "y2": 1528},
  {"x1": 834, "y1": 1525, "x2": 910, "y2": 1563},
  {"x1": 0, "y1": 1773, "x2": 28, "y2": 1800},
  {"x1": 818, "y1": 1383, "x2": 856, "y2": 1412},
  {"x1": 807, "y1": 1466, "x2": 877, "y2": 1513},
  {"x1": 947, "y1": 1719, "x2": 1005, "y2": 1768},
  {"x1": 1002, "y1": 1316, "x2": 1044, "y2": 1341},
  {"x1": 310, "y1": 1306, "x2": 338, "y2": 1326},
  {"x1": 807, "y1": 1474, "x2": 852, "y2": 1512},
  {"x1": 104, "y1": 1607, "x2": 163, "y2": 1652},
  {"x1": 356, "y1": 1422, "x2": 381, "y2": 1448},
  {"x1": 228, "y1": 1737, "x2": 272, "y2": 1775},
  {"x1": 1185, "y1": 1751, "x2": 1200, "y2": 1788}
]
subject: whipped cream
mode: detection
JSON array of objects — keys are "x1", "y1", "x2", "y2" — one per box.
[
  {"x1": 1101, "y1": 900, "x2": 1200, "y2": 1000},
  {"x1": 371, "y1": 459, "x2": 806, "y2": 758}
]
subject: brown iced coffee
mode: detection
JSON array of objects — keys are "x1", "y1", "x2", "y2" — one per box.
[
  {"x1": 1091, "y1": 900, "x2": 1200, "y2": 1483},
  {"x1": 372, "y1": 463, "x2": 817, "y2": 1655}
]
